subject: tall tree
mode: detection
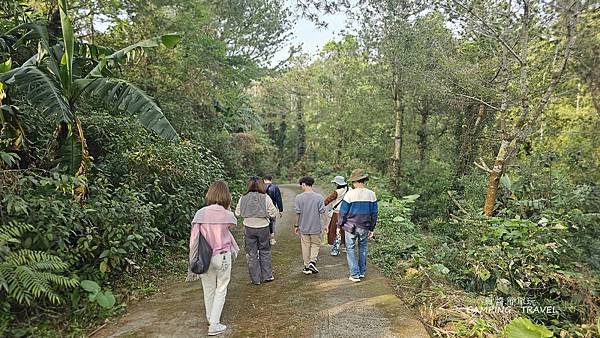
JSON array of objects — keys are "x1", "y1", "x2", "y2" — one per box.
[
  {"x1": 294, "y1": 93, "x2": 306, "y2": 165},
  {"x1": 362, "y1": 6, "x2": 453, "y2": 192},
  {"x1": 444, "y1": 0, "x2": 581, "y2": 215}
]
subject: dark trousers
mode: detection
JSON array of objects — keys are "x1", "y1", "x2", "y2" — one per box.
[
  {"x1": 268, "y1": 219, "x2": 275, "y2": 234},
  {"x1": 327, "y1": 213, "x2": 345, "y2": 246},
  {"x1": 244, "y1": 226, "x2": 273, "y2": 283}
]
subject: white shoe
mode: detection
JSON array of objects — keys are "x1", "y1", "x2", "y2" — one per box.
[
  {"x1": 349, "y1": 276, "x2": 361, "y2": 282},
  {"x1": 270, "y1": 238, "x2": 276, "y2": 245},
  {"x1": 208, "y1": 323, "x2": 227, "y2": 336}
]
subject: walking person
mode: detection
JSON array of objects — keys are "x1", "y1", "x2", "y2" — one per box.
[
  {"x1": 187, "y1": 180, "x2": 239, "y2": 336},
  {"x1": 263, "y1": 174, "x2": 283, "y2": 245},
  {"x1": 324, "y1": 175, "x2": 351, "y2": 256},
  {"x1": 293, "y1": 176, "x2": 326, "y2": 275},
  {"x1": 338, "y1": 169, "x2": 378, "y2": 282},
  {"x1": 235, "y1": 176, "x2": 279, "y2": 285}
]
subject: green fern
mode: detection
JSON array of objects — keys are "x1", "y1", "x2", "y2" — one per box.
[
  {"x1": 0, "y1": 221, "x2": 78, "y2": 305},
  {"x1": 0, "y1": 221, "x2": 32, "y2": 242}
]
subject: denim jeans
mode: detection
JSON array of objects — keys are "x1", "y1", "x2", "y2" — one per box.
[{"x1": 344, "y1": 227, "x2": 369, "y2": 277}]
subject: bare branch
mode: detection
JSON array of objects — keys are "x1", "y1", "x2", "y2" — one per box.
[
  {"x1": 447, "y1": 191, "x2": 468, "y2": 214},
  {"x1": 528, "y1": 1, "x2": 578, "y2": 126},
  {"x1": 474, "y1": 157, "x2": 492, "y2": 173},
  {"x1": 518, "y1": 0, "x2": 530, "y2": 127},
  {"x1": 450, "y1": 0, "x2": 523, "y2": 65},
  {"x1": 454, "y1": 93, "x2": 500, "y2": 111},
  {"x1": 508, "y1": 1, "x2": 578, "y2": 153}
]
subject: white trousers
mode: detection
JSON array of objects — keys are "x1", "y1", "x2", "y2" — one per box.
[{"x1": 200, "y1": 252, "x2": 232, "y2": 325}]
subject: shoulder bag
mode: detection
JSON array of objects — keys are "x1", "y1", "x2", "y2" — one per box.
[{"x1": 190, "y1": 230, "x2": 213, "y2": 274}]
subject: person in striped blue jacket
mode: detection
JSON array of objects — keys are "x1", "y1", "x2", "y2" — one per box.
[{"x1": 337, "y1": 169, "x2": 378, "y2": 282}]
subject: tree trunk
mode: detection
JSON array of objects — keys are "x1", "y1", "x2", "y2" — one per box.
[
  {"x1": 89, "y1": 7, "x2": 95, "y2": 44},
  {"x1": 391, "y1": 87, "x2": 403, "y2": 189},
  {"x1": 452, "y1": 100, "x2": 466, "y2": 182},
  {"x1": 519, "y1": 1, "x2": 530, "y2": 125},
  {"x1": 295, "y1": 95, "x2": 305, "y2": 165},
  {"x1": 277, "y1": 114, "x2": 286, "y2": 150},
  {"x1": 482, "y1": 0, "x2": 576, "y2": 215},
  {"x1": 276, "y1": 113, "x2": 286, "y2": 171},
  {"x1": 484, "y1": 1, "x2": 529, "y2": 216},
  {"x1": 417, "y1": 103, "x2": 429, "y2": 166},
  {"x1": 336, "y1": 125, "x2": 343, "y2": 168},
  {"x1": 454, "y1": 104, "x2": 486, "y2": 179},
  {"x1": 266, "y1": 118, "x2": 276, "y2": 142},
  {"x1": 484, "y1": 140, "x2": 510, "y2": 216}
]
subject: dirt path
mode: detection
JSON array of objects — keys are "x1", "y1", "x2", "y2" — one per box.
[{"x1": 93, "y1": 185, "x2": 429, "y2": 337}]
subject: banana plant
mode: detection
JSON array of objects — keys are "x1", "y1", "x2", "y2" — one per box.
[{"x1": 0, "y1": 0, "x2": 180, "y2": 197}]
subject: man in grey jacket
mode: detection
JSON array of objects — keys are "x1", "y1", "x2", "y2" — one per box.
[{"x1": 294, "y1": 176, "x2": 325, "y2": 275}]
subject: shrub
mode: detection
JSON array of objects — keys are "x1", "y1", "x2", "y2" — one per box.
[
  {"x1": 83, "y1": 112, "x2": 227, "y2": 238},
  {"x1": 2, "y1": 173, "x2": 161, "y2": 277},
  {"x1": 399, "y1": 159, "x2": 456, "y2": 221},
  {"x1": 370, "y1": 190, "x2": 599, "y2": 336},
  {"x1": 370, "y1": 194, "x2": 420, "y2": 274}
]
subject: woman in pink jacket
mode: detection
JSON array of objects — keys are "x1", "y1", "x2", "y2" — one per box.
[{"x1": 187, "y1": 181, "x2": 239, "y2": 336}]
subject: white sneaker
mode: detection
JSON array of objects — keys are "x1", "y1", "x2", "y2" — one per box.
[
  {"x1": 359, "y1": 274, "x2": 365, "y2": 278},
  {"x1": 208, "y1": 323, "x2": 227, "y2": 336},
  {"x1": 349, "y1": 276, "x2": 361, "y2": 282},
  {"x1": 270, "y1": 238, "x2": 276, "y2": 245}
]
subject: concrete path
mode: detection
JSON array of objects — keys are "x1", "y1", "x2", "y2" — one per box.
[{"x1": 93, "y1": 184, "x2": 429, "y2": 337}]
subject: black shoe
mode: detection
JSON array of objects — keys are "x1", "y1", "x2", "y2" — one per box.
[
  {"x1": 308, "y1": 261, "x2": 319, "y2": 274},
  {"x1": 302, "y1": 267, "x2": 313, "y2": 275},
  {"x1": 264, "y1": 276, "x2": 275, "y2": 282}
]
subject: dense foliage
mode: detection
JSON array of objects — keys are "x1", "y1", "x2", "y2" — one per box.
[
  {"x1": 1, "y1": 0, "x2": 598, "y2": 336},
  {"x1": 371, "y1": 193, "x2": 598, "y2": 336},
  {"x1": 0, "y1": 0, "x2": 286, "y2": 335}
]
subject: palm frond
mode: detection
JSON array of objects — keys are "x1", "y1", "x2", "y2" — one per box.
[
  {"x1": 4, "y1": 66, "x2": 72, "y2": 123},
  {"x1": 75, "y1": 77, "x2": 179, "y2": 141},
  {"x1": 18, "y1": 23, "x2": 61, "y2": 77},
  {"x1": 0, "y1": 34, "x2": 17, "y2": 55},
  {"x1": 87, "y1": 33, "x2": 181, "y2": 77},
  {"x1": 58, "y1": 0, "x2": 74, "y2": 92},
  {"x1": 74, "y1": 42, "x2": 115, "y2": 59}
]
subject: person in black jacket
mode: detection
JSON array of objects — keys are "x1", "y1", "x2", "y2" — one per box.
[{"x1": 263, "y1": 174, "x2": 283, "y2": 245}]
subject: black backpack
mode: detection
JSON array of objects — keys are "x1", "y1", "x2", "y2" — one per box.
[{"x1": 190, "y1": 231, "x2": 213, "y2": 274}]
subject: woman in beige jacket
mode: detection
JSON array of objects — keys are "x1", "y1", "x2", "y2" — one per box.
[{"x1": 235, "y1": 176, "x2": 279, "y2": 285}]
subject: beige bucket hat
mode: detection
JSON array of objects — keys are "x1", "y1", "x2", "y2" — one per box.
[{"x1": 349, "y1": 169, "x2": 369, "y2": 182}]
